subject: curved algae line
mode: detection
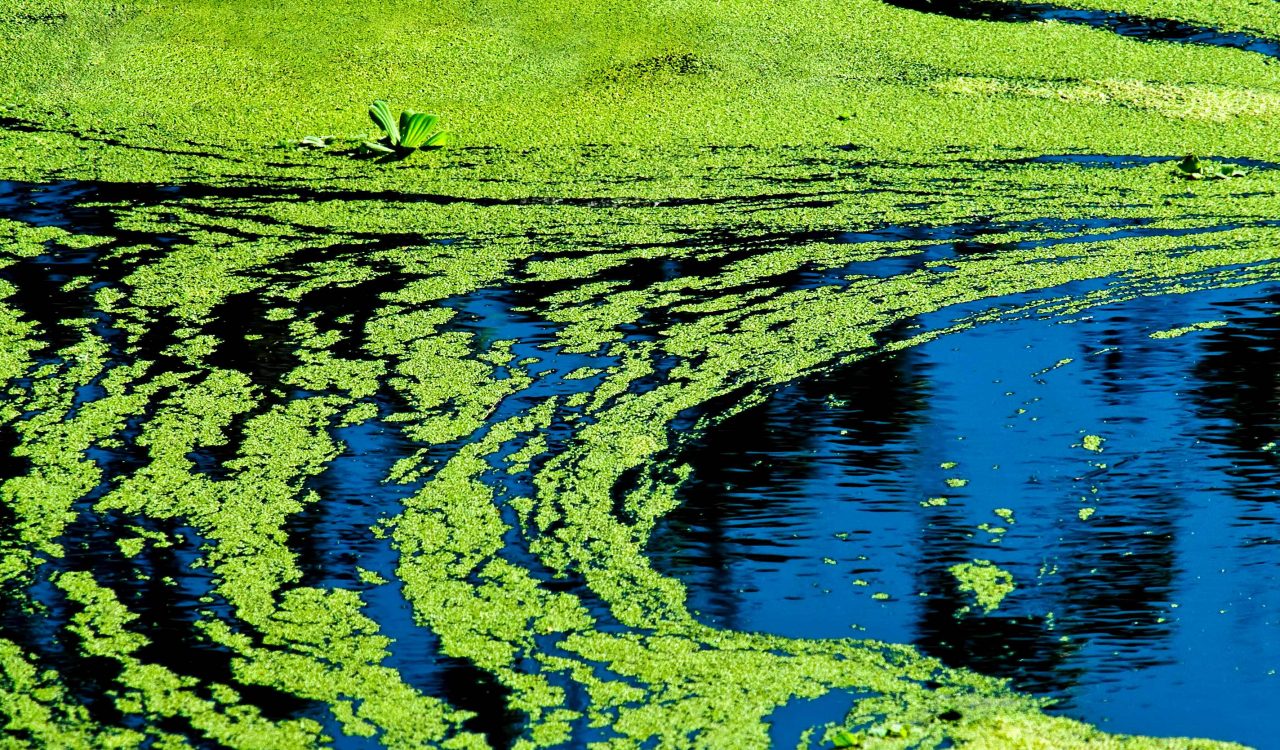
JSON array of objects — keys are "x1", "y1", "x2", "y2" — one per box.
[
  {"x1": 1, "y1": 159, "x2": 1274, "y2": 749},
  {"x1": 384, "y1": 221, "x2": 1277, "y2": 745}
]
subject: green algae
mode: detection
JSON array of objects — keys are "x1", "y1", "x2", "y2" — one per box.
[
  {"x1": 1013, "y1": 0, "x2": 1280, "y2": 41},
  {"x1": 57, "y1": 571, "x2": 326, "y2": 749},
  {"x1": 950, "y1": 560, "x2": 1017, "y2": 615},
  {"x1": 5, "y1": 167, "x2": 1273, "y2": 745},
  {"x1": 1150, "y1": 320, "x2": 1229, "y2": 339},
  {"x1": 1, "y1": 187, "x2": 1266, "y2": 746},
  {"x1": 829, "y1": 684, "x2": 1242, "y2": 750},
  {"x1": 0, "y1": 638, "x2": 141, "y2": 750},
  {"x1": 3, "y1": 0, "x2": 1280, "y2": 157},
  {"x1": 1, "y1": 1, "x2": 1278, "y2": 748}
]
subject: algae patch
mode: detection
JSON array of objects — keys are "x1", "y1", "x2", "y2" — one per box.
[
  {"x1": 1150, "y1": 320, "x2": 1229, "y2": 339},
  {"x1": 950, "y1": 560, "x2": 1017, "y2": 615}
]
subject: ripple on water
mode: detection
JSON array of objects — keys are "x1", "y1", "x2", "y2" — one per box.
[{"x1": 652, "y1": 281, "x2": 1280, "y2": 749}]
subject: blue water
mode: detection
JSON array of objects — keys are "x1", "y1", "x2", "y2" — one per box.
[{"x1": 654, "y1": 283, "x2": 1280, "y2": 748}]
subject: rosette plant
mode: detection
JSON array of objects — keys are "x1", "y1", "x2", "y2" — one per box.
[{"x1": 362, "y1": 100, "x2": 452, "y2": 157}]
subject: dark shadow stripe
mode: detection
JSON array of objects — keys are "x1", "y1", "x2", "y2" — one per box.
[{"x1": 882, "y1": 0, "x2": 1280, "y2": 59}]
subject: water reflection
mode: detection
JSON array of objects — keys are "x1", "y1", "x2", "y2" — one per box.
[{"x1": 654, "y1": 283, "x2": 1280, "y2": 749}]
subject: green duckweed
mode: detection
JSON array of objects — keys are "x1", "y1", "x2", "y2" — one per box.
[{"x1": 0, "y1": 0, "x2": 1272, "y2": 748}]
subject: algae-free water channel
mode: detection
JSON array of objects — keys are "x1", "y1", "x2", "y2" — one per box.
[{"x1": 4, "y1": 1, "x2": 1280, "y2": 748}]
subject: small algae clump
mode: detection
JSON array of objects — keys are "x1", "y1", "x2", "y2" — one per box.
[
  {"x1": 1150, "y1": 320, "x2": 1229, "y2": 339},
  {"x1": 950, "y1": 560, "x2": 1016, "y2": 615},
  {"x1": 1081, "y1": 434, "x2": 1106, "y2": 452}
]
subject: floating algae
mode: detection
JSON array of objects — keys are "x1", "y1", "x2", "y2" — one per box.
[
  {"x1": 1149, "y1": 319, "x2": 1229, "y2": 338},
  {"x1": 950, "y1": 560, "x2": 1017, "y2": 614},
  {"x1": 1, "y1": 0, "x2": 1278, "y2": 747},
  {"x1": 3, "y1": 163, "x2": 1269, "y2": 748}
]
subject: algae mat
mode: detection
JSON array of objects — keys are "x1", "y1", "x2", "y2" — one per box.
[{"x1": 1, "y1": 0, "x2": 1279, "y2": 747}]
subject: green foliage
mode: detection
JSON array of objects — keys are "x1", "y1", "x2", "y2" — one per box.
[
  {"x1": 362, "y1": 99, "x2": 452, "y2": 158},
  {"x1": 276, "y1": 135, "x2": 333, "y2": 152},
  {"x1": 1175, "y1": 154, "x2": 1246, "y2": 180}
]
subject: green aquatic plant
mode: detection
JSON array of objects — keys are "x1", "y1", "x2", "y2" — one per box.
[
  {"x1": 277, "y1": 135, "x2": 333, "y2": 151},
  {"x1": 297, "y1": 135, "x2": 331, "y2": 149},
  {"x1": 361, "y1": 99, "x2": 451, "y2": 157},
  {"x1": 1175, "y1": 154, "x2": 1245, "y2": 180}
]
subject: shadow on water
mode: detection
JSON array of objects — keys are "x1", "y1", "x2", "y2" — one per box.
[
  {"x1": 882, "y1": 0, "x2": 1280, "y2": 59},
  {"x1": 0, "y1": 181, "x2": 136, "y2": 353},
  {"x1": 1192, "y1": 293, "x2": 1280, "y2": 477},
  {"x1": 652, "y1": 282, "x2": 1280, "y2": 749},
  {"x1": 0, "y1": 180, "x2": 533, "y2": 746},
  {"x1": 649, "y1": 330, "x2": 927, "y2": 632}
]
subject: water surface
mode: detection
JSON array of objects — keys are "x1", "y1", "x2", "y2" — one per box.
[{"x1": 656, "y1": 283, "x2": 1280, "y2": 748}]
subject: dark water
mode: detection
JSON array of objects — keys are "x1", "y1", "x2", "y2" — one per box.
[
  {"x1": 652, "y1": 283, "x2": 1280, "y2": 749},
  {"x1": 883, "y1": 0, "x2": 1280, "y2": 59},
  {"x1": 1027, "y1": 154, "x2": 1280, "y2": 170}
]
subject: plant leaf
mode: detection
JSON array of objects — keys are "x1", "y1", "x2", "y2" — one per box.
[
  {"x1": 399, "y1": 109, "x2": 419, "y2": 140},
  {"x1": 368, "y1": 100, "x2": 400, "y2": 145},
  {"x1": 361, "y1": 139, "x2": 396, "y2": 154},
  {"x1": 401, "y1": 113, "x2": 441, "y2": 149},
  {"x1": 421, "y1": 129, "x2": 452, "y2": 149}
]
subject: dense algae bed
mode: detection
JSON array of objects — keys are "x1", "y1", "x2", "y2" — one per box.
[{"x1": 2, "y1": 0, "x2": 1279, "y2": 747}]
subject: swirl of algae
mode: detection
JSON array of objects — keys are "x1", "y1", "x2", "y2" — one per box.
[
  {"x1": 2, "y1": 155, "x2": 1274, "y2": 749},
  {"x1": 3, "y1": 0, "x2": 1280, "y2": 747}
]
